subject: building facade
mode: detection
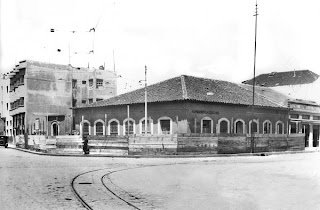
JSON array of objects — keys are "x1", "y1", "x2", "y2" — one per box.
[
  {"x1": 7, "y1": 60, "x2": 117, "y2": 137},
  {"x1": 0, "y1": 74, "x2": 13, "y2": 136},
  {"x1": 288, "y1": 99, "x2": 320, "y2": 147},
  {"x1": 243, "y1": 70, "x2": 320, "y2": 149},
  {"x1": 74, "y1": 75, "x2": 290, "y2": 137}
]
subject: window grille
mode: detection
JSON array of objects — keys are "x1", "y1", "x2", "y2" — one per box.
[
  {"x1": 110, "y1": 121, "x2": 118, "y2": 136},
  {"x1": 95, "y1": 122, "x2": 103, "y2": 135}
]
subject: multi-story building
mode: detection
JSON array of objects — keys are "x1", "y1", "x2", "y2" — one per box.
[
  {"x1": 0, "y1": 73, "x2": 13, "y2": 136},
  {"x1": 7, "y1": 60, "x2": 117, "y2": 137}
]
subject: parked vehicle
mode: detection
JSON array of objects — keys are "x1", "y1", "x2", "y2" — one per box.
[{"x1": 0, "y1": 136, "x2": 8, "y2": 148}]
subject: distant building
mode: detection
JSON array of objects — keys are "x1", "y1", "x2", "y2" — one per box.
[
  {"x1": 287, "y1": 99, "x2": 320, "y2": 147},
  {"x1": 242, "y1": 70, "x2": 320, "y2": 103},
  {"x1": 242, "y1": 70, "x2": 320, "y2": 148},
  {"x1": 74, "y1": 75, "x2": 290, "y2": 137},
  {"x1": 0, "y1": 73, "x2": 13, "y2": 136},
  {"x1": 6, "y1": 60, "x2": 117, "y2": 137}
]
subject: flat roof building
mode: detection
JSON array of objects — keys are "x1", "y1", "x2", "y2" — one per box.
[{"x1": 7, "y1": 60, "x2": 117, "y2": 136}]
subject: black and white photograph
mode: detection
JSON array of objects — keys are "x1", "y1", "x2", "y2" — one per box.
[{"x1": 1, "y1": 0, "x2": 320, "y2": 209}]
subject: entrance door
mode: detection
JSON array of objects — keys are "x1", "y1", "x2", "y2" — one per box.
[
  {"x1": 302, "y1": 124, "x2": 309, "y2": 147},
  {"x1": 313, "y1": 125, "x2": 319, "y2": 147},
  {"x1": 52, "y1": 123, "x2": 59, "y2": 136}
]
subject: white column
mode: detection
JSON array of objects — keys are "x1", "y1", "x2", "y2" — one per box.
[
  {"x1": 289, "y1": 123, "x2": 291, "y2": 134},
  {"x1": 308, "y1": 124, "x2": 313, "y2": 147},
  {"x1": 318, "y1": 125, "x2": 320, "y2": 147}
]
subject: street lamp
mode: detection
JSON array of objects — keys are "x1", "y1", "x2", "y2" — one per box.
[
  {"x1": 139, "y1": 65, "x2": 148, "y2": 135},
  {"x1": 251, "y1": 1, "x2": 259, "y2": 153}
]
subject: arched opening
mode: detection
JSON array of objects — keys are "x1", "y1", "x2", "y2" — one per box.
[
  {"x1": 95, "y1": 122, "x2": 104, "y2": 136},
  {"x1": 235, "y1": 120, "x2": 244, "y2": 134},
  {"x1": 263, "y1": 120, "x2": 272, "y2": 134},
  {"x1": 250, "y1": 121, "x2": 258, "y2": 134},
  {"x1": 276, "y1": 121, "x2": 284, "y2": 134},
  {"x1": 158, "y1": 117, "x2": 172, "y2": 134},
  {"x1": 201, "y1": 117, "x2": 213, "y2": 133},
  {"x1": 109, "y1": 120, "x2": 119, "y2": 136},
  {"x1": 220, "y1": 120, "x2": 228, "y2": 133},
  {"x1": 124, "y1": 119, "x2": 134, "y2": 135},
  {"x1": 83, "y1": 122, "x2": 89, "y2": 136},
  {"x1": 51, "y1": 122, "x2": 59, "y2": 136}
]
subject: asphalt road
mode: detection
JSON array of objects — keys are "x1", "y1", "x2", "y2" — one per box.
[{"x1": 1, "y1": 147, "x2": 320, "y2": 210}]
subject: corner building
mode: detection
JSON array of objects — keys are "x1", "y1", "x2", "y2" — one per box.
[{"x1": 74, "y1": 75, "x2": 290, "y2": 136}]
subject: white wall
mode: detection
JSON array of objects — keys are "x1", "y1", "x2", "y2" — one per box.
[{"x1": 0, "y1": 76, "x2": 13, "y2": 136}]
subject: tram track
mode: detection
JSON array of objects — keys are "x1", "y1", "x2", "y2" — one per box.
[
  {"x1": 71, "y1": 168, "x2": 105, "y2": 210},
  {"x1": 70, "y1": 162, "x2": 190, "y2": 210},
  {"x1": 70, "y1": 156, "x2": 296, "y2": 209}
]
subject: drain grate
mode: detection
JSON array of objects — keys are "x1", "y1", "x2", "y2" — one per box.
[{"x1": 78, "y1": 182, "x2": 92, "y2": 185}]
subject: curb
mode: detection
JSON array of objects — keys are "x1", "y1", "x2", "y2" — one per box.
[{"x1": 8, "y1": 145, "x2": 319, "y2": 158}]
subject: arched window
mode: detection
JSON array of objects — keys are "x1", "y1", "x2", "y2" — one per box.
[
  {"x1": 275, "y1": 121, "x2": 284, "y2": 134},
  {"x1": 234, "y1": 119, "x2": 245, "y2": 134},
  {"x1": 249, "y1": 120, "x2": 259, "y2": 134},
  {"x1": 139, "y1": 118, "x2": 153, "y2": 134},
  {"x1": 263, "y1": 120, "x2": 272, "y2": 134},
  {"x1": 158, "y1": 116, "x2": 172, "y2": 134},
  {"x1": 201, "y1": 117, "x2": 213, "y2": 133},
  {"x1": 123, "y1": 118, "x2": 135, "y2": 135},
  {"x1": 94, "y1": 120, "x2": 104, "y2": 136},
  {"x1": 218, "y1": 118, "x2": 230, "y2": 134},
  {"x1": 83, "y1": 121, "x2": 90, "y2": 136},
  {"x1": 51, "y1": 121, "x2": 59, "y2": 136},
  {"x1": 108, "y1": 119, "x2": 119, "y2": 136}
]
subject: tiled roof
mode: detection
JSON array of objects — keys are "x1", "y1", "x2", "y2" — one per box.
[
  {"x1": 239, "y1": 84, "x2": 293, "y2": 107},
  {"x1": 76, "y1": 75, "x2": 288, "y2": 109},
  {"x1": 288, "y1": 98, "x2": 320, "y2": 106},
  {"x1": 242, "y1": 70, "x2": 319, "y2": 87}
]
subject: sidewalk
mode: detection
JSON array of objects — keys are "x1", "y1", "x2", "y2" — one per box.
[{"x1": 8, "y1": 143, "x2": 319, "y2": 158}]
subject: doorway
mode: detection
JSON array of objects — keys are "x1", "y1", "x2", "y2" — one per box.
[
  {"x1": 51, "y1": 122, "x2": 59, "y2": 136},
  {"x1": 313, "y1": 125, "x2": 319, "y2": 147},
  {"x1": 302, "y1": 124, "x2": 309, "y2": 147}
]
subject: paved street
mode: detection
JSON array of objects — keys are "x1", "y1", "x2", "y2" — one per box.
[
  {"x1": 108, "y1": 153, "x2": 320, "y2": 209},
  {"x1": 1, "y1": 147, "x2": 320, "y2": 209},
  {"x1": 0, "y1": 147, "x2": 195, "y2": 210}
]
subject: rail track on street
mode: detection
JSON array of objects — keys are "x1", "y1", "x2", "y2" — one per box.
[
  {"x1": 71, "y1": 162, "x2": 193, "y2": 210},
  {"x1": 70, "y1": 155, "x2": 308, "y2": 210},
  {"x1": 70, "y1": 164, "x2": 174, "y2": 210},
  {"x1": 71, "y1": 168, "x2": 104, "y2": 210}
]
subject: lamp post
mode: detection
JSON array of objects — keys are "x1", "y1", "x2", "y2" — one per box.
[
  {"x1": 251, "y1": 1, "x2": 258, "y2": 153},
  {"x1": 144, "y1": 65, "x2": 147, "y2": 135},
  {"x1": 139, "y1": 66, "x2": 148, "y2": 134}
]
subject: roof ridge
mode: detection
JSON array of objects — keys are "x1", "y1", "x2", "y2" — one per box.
[{"x1": 180, "y1": 75, "x2": 188, "y2": 99}]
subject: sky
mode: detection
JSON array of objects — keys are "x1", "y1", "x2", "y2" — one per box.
[{"x1": 1, "y1": 0, "x2": 320, "y2": 94}]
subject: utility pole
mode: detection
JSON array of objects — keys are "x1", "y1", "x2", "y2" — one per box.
[
  {"x1": 144, "y1": 65, "x2": 148, "y2": 135},
  {"x1": 251, "y1": 1, "x2": 259, "y2": 153}
]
